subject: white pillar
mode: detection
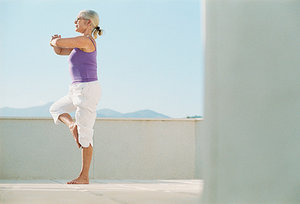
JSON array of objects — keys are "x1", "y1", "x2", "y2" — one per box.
[{"x1": 202, "y1": 0, "x2": 300, "y2": 203}]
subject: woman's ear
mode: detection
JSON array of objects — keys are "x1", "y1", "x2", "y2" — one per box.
[{"x1": 88, "y1": 20, "x2": 92, "y2": 26}]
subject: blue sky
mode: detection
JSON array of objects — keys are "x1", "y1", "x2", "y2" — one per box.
[{"x1": 0, "y1": 0, "x2": 204, "y2": 118}]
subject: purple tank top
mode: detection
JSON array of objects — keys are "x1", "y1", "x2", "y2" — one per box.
[{"x1": 68, "y1": 37, "x2": 98, "y2": 83}]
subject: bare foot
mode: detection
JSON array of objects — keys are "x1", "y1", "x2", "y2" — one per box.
[
  {"x1": 67, "y1": 176, "x2": 89, "y2": 184},
  {"x1": 69, "y1": 123, "x2": 81, "y2": 148}
]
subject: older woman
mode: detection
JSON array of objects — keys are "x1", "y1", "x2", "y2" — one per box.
[{"x1": 49, "y1": 10, "x2": 102, "y2": 184}]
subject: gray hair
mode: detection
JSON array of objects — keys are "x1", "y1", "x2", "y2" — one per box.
[{"x1": 79, "y1": 10, "x2": 103, "y2": 39}]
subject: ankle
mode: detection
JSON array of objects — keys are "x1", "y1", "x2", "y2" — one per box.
[{"x1": 79, "y1": 173, "x2": 89, "y2": 179}]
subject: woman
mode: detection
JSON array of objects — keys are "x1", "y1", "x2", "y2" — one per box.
[{"x1": 49, "y1": 10, "x2": 102, "y2": 184}]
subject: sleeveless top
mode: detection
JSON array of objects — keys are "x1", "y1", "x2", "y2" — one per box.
[{"x1": 68, "y1": 36, "x2": 98, "y2": 84}]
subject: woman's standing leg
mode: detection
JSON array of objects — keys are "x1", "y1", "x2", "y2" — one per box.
[
  {"x1": 67, "y1": 82, "x2": 101, "y2": 184},
  {"x1": 67, "y1": 144, "x2": 93, "y2": 184},
  {"x1": 66, "y1": 108, "x2": 97, "y2": 184}
]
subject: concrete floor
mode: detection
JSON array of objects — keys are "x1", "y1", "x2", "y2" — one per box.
[{"x1": 0, "y1": 180, "x2": 203, "y2": 204}]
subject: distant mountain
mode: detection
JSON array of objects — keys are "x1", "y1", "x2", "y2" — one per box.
[
  {"x1": 123, "y1": 110, "x2": 169, "y2": 118},
  {"x1": 97, "y1": 109, "x2": 169, "y2": 118},
  {"x1": 0, "y1": 102, "x2": 53, "y2": 117},
  {"x1": 0, "y1": 103, "x2": 170, "y2": 118},
  {"x1": 97, "y1": 109, "x2": 124, "y2": 118},
  {"x1": 186, "y1": 115, "x2": 202, "y2": 119}
]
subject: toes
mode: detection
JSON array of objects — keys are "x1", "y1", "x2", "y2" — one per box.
[
  {"x1": 67, "y1": 179, "x2": 89, "y2": 184},
  {"x1": 67, "y1": 180, "x2": 76, "y2": 184}
]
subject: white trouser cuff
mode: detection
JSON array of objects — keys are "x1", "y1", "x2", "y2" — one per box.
[
  {"x1": 77, "y1": 125, "x2": 94, "y2": 148},
  {"x1": 49, "y1": 110, "x2": 64, "y2": 125}
]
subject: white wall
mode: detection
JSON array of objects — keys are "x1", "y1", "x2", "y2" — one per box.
[
  {"x1": 202, "y1": 0, "x2": 300, "y2": 203},
  {"x1": 0, "y1": 118, "x2": 201, "y2": 180}
]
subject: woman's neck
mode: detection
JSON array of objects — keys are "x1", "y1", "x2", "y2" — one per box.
[{"x1": 82, "y1": 28, "x2": 93, "y2": 37}]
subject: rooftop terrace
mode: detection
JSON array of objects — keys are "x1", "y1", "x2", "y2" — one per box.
[
  {"x1": 0, "y1": 118, "x2": 202, "y2": 203},
  {"x1": 0, "y1": 179, "x2": 202, "y2": 204}
]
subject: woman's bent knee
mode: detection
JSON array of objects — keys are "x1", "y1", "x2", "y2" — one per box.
[{"x1": 49, "y1": 104, "x2": 63, "y2": 124}]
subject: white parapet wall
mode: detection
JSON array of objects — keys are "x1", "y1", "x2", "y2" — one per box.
[
  {"x1": 202, "y1": 0, "x2": 300, "y2": 203},
  {"x1": 0, "y1": 118, "x2": 202, "y2": 180}
]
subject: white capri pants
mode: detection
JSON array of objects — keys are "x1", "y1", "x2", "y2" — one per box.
[{"x1": 49, "y1": 81, "x2": 101, "y2": 148}]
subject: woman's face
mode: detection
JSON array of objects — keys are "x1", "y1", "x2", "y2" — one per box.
[{"x1": 74, "y1": 14, "x2": 90, "y2": 33}]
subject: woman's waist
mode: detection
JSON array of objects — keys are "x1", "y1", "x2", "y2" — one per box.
[
  {"x1": 70, "y1": 80, "x2": 100, "y2": 87},
  {"x1": 71, "y1": 78, "x2": 98, "y2": 84}
]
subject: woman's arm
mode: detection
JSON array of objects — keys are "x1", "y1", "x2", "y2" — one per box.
[
  {"x1": 50, "y1": 34, "x2": 74, "y2": 55},
  {"x1": 51, "y1": 45, "x2": 73, "y2": 55},
  {"x1": 50, "y1": 36, "x2": 91, "y2": 49},
  {"x1": 58, "y1": 48, "x2": 74, "y2": 55}
]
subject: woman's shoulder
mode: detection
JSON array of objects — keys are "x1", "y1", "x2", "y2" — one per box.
[
  {"x1": 76, "y1": 35, "x2": 96, "y2": 52},
  {"x1": 73, "y1": 35, "x2": 92, "y2": 42},
  {"x1": 75, "y1": 35, "x2": 96, "y2": 45},
  {"x1": 87, "y1": 35, "x2": 96, "y2": 44}
]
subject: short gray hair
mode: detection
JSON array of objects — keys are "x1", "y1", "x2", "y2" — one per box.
[{"x1": 79, "y1": 10, "x2": 102, "y2": 39}]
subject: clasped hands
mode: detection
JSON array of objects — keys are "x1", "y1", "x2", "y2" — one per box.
[{"x1": 50, "y1": 34, "x2": 61, "y2": 47}]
